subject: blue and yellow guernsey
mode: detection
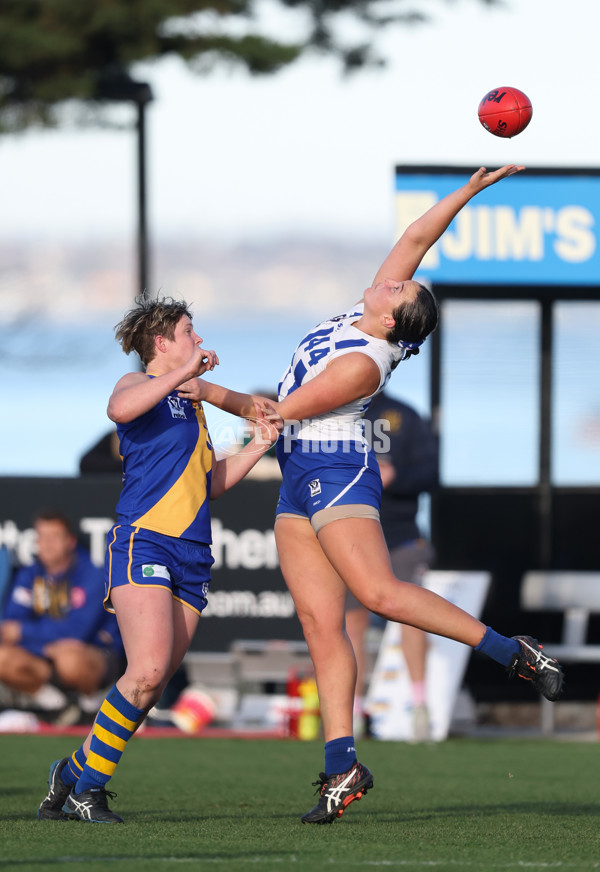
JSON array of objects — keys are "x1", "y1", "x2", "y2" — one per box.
[{"x1": 115, "y1": 379, "x2": 214, "y2": 544}]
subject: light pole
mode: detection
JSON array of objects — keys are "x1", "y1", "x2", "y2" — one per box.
[
  {"x1": 134, "y1": 83, "x2": 153, "y2": 302},
  {"x1": 96, "y1": 71, "x2": 154, "y2": 302}
]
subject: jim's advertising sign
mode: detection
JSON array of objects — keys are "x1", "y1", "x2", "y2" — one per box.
[{"x1": 395, "y1": 167, "x2": 600, "y2": 285}]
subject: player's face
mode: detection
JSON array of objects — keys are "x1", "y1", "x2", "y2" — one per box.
[
  {"x1": 35, "y1": 520, "x2": 76, "y2": 574},
  {"x1": 365, "y1": 278, "x2": 420, "y2": 316},
  {"x1": 166, "y1": 315, "x2": 203, "y2": 364}
]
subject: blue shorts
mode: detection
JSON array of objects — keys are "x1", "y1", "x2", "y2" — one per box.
[
  {"x1": 275, "y1": 439, "x2": 382, "y2": 520},
  {"x1": 104, "y1": 525, "x2": 214, "y2": 615}
]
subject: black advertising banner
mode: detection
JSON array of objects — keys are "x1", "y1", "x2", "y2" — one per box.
[{"x1": 0, "y1": 476, "x2": 302, "y2": 652}]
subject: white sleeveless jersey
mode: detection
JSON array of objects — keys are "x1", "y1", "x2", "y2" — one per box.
[{"x1": 278, "y1": 303, "x2": 404, "y2": 442}]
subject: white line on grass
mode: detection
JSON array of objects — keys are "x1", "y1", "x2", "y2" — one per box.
[{"x1": 55, "y1": 858, "x2": 600, "y2": 868}]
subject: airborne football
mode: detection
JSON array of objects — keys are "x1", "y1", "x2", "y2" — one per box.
[{"x1": 478, "y1": 86, "x2": 532, "y2": 138}]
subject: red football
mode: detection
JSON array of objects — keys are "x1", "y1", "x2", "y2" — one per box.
[{"x1": 478, "y1": 87, "x2": 532, "y2": 138}]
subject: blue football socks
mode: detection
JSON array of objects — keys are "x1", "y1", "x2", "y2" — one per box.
[
  {"x1": 324, "y1": 735, "x2": 356, "y2": 776},
  {"x1": 475, "y1": 626, "x2": 519, "y2": 667}
]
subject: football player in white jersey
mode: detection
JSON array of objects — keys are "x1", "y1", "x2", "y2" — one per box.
[
  {"x1": 180, "y1": 166, "x2": 564, "y2": 825},
  {"x1": 268, "y1": 165, "x2": 564, "y2": 824}
]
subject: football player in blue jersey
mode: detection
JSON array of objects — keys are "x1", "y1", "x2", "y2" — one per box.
[
  {"x1": 264, "y1": 166, "x2": 563, "y2": 823},
  {"x1": 37, "y1": 297, "x2": 281, "y2": 824}
]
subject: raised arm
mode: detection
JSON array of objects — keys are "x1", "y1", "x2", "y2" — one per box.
[
  {"x1": 372, "y1": 164, "x2": 525, "y2": 286},
  {"x1": 108, "y1": 345, "x2": 218, "y2": 423}
]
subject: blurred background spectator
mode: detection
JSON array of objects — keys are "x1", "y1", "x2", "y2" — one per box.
[{"x1": 0, "y1": 509, "x2": 124, "y2": 725}]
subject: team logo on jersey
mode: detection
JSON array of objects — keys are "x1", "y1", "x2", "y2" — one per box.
[
  {"x1": 11, "y1": 585, "x2": 32, "y2": 608},
  {"x1": 168, "y1": 397, "x2": 187, "y2": 419},
  {"x1": 308, "y1": 479, "x2": 322, "y2": 497}
]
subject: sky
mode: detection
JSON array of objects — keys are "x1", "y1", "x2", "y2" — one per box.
[
  {"x1": 0, "y1": 0, "x2": 598, "y2": 247},
  {"x1": 1, "y1": 0, "x2": 599, "y2": 478}
]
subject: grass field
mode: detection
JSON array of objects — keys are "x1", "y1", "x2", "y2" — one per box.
[{"x1": 1, "y1": 733, "x2": 599, "y2": 871}]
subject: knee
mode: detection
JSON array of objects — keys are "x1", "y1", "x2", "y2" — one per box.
[
  {"x1": 297, "y1": 605, "x2": 336, "y2": 636},
  {"x1": 0, "y1": 645, "x2": 13, "y2": 675},
  {"x1": 359, "y1": 585, "x2": 399, "y2": 620},
  {"x1": 0, "y1": 642, "x2": 38, "y2": 673},
  {"x1": 0, "y1": 643, "x2": 49, "y2": 691},
  {"x1": 124, "y1": 663, "x2": 168, "y2": 697},
  {"x1": 52, "y1": 647, "x2": 102, "y2": 691},
  {"x1": 296, "y1": 608, "x2": 347, "y2": 652},
  {"x1": 53, "y1": 652, "x2": 81, "y2": 688}
]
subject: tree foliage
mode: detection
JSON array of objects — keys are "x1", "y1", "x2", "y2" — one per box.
[{"x1": 0, "y1": 0, "x2": 500, "y2": 132}]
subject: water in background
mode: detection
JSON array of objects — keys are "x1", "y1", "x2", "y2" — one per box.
[
  {"x1": 2, "y1": 305, "x2": 598, "y2": 486},
  {"x1": 1, "y1": 312, "x2": 429, "y2": 477}
]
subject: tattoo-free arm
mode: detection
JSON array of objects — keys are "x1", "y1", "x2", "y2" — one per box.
[
  {"x1": 210, "y1": 418, "x2": 281, "y2": 499},
  {"x1": 177, "y1": 379, "x2": 272, "y2": 420},
  {"x1": 274, "y1": 353, "x2": 381, "y2": 423},
  {"x1": 108, "y1": 346, "x2": 218, "y2": 424},
  {"x1": 372, "y1": 164, "x2": 525, "y2": 286}
]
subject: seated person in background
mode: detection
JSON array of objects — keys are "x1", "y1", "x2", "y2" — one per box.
[
  {"x1": 79, "y1": 429, "x2": 122, "y2": 474},
  {"x1": 0, "y1": 510, "x2": 124, "y2": 711}
]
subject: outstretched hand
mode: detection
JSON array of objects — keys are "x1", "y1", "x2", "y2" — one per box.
[
  {"x1": 469, "y1": 164, "x2": 525, "y2": 192},
  {"x1": 253, "y1": 399, "x2": 283, "y2": 444}
]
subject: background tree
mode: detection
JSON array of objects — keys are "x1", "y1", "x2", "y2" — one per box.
[{"x1": 0, "y1": 0, "x2": 499, "y2": 132}]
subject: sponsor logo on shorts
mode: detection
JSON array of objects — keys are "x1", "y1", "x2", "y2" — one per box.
[
  {"x1": 308, "y1": 479, "x2": 321, "y2": 497},
  {"x1": 142, "y1": 564, "x2": 171, "y2": 580}
]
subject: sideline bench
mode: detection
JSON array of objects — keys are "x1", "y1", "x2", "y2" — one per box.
[
  {"x1": 520, "y1": 571, "x2": 600, "y2": 734},
  {"x1": 229, "y1": 639, "x2": 312, "y2": 693},
  {"x1": 183, "y1": 641, "x2": 313, "y2": 726}
]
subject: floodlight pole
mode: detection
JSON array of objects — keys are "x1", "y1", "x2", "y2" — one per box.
[
  {"x1": 96, "y1": 72, "x2": 154, "y2": 303},
  {"x1": 135, "y1": 91, "x2": 152, "y2": 302}
]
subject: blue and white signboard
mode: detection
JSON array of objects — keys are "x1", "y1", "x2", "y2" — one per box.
[{"x1": 394, "y1": 169, "x2": 600, "y2": 285}]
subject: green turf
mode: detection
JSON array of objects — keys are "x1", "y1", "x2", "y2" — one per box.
[{"x1": 1, "y1": 734, "x2": 599, "y2": 871}]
